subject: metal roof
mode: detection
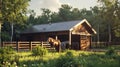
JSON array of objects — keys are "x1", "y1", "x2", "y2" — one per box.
[
  {"x1": 22, "y1": 20, "x2": 82, "y2": 33},
  {"x1": 22, "y1": 19, "x2": 96, "y2": 34}
]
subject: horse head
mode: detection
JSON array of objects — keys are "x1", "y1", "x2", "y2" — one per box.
[{"x1": 48, "y1": 37, "x2": 53, "y2": 42}]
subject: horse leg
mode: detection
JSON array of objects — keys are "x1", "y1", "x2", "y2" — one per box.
[
  {"x1": 55, "y1": 45, "x2": 61, "y2": 52},
  {"x1": 54, "y1": 45, "x2": 58, "y2": 52},
  {"x1": 59, "y1": 44, "x2": 61, "y2": 52}
]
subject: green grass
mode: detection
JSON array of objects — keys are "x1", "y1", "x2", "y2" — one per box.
[
  {"x1": 12, "y1": 50, "x2": 120, "y2": 67},
  {"x1": 1, "y1": 45, "x2": 120, "y2": 67},
  {"x1": 1, "y1": 49, "x2": 120, "y2": 67}
]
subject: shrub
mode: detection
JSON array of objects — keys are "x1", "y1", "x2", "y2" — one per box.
[
  {"x1": 65, "y1": 50, "x2": 75, "y2": 57},
  {"x1": 32, "y1": 45, "x2": 48, "y2": 56},
  {"x1": 105, "y1": 47, "x2": 117, "y2": 56},
  {"x1": 55, "y1": 50, "x2": 77, "y2": 67},
  {"x1": 1, "y1": 61, "x2": 17, "y2": 67},
  {"x1": 0, "y1": 46, "x2": 16, "y2": 64}
]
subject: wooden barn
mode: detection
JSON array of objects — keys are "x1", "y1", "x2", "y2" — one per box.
[{"x1": 20, "y1": 19, "x2": 96, "y2": 50}]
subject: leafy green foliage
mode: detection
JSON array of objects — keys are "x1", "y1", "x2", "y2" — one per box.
[
  {"x1": 1, "y1": 32, "x2": 10, "y2": 41},
  {"x1": 3, "y1": 50, "x2": 119, "y2": 67},
  {"x1": 32, "y1": 46, "x2": 48, "y2": 56},
  {"x1": 1, "y1": 0, "x2": 30, "y2": 41},
  {"x1": 0, "y1": 46, "x2": 16, "y2": 64},
  {"x1": 1, "y1": 0, "x2": 30, "y2": 24},
  {"x1": 1, "y1": 61, "x2": 17, "y2": 67},
  {"x1": 1, "y1": 1, "x2": 120, "y2": 41},
  {"x1": 98, "y1": 0, "x2": 120, "y2": 37},
  {"x1": 55, "y1": 50, "x2": 75, "y2": 67},
  {"x1": 105, "y1": 47, "x2": 117, "y2": 56}
]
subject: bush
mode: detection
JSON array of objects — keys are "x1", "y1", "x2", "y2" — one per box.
[
  {"x1": 1, "y1": 61, "x2": 17, "y2": 67},
  {"x1": 105, "y1": 47, "x2": 117, "y2": 56},
  {"x1": 65, "y1": 50, "x2": 75, "y2": 57},
  {"x1": 55, "y1": 50, "x2": 78, "y2": 67},
  {"x1": 0, "y1": 46, "x2": 16, "y2": 64},
  {"x1": 32, "y1": 46, "x2": 48, "y2": 56}
]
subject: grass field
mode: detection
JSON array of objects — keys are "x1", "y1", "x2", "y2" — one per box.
[
  {"x1": 13, "y1": 49, "x2": 120, "y2": 67},
  {"x1": 1, "y1": 46, "x2": 120, "y2": 67}
]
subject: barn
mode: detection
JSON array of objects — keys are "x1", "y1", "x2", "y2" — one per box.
[{"x1": 20, "y1": 19, "x2": 96, "y2": 50}]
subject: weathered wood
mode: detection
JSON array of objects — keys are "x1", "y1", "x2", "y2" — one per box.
[
  {"x1": 17, "y1": 42, "x2": 19, "y2": 51},
  {"x1": 30, "y1": 42, "x2": 32, "y2": 51},
  {"x1": 2, "y1": 41, "x2": 54, "y2": 51},
  {"x1": 41, "y1": 41, "x2": 43, "y2": 47},
  {"x1": 69, "y1": 31, "x2": 71, "y2": 47}
]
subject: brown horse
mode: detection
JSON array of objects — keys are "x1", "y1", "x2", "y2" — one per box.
[{"x1": 48, "y1": 37, "x2": 61, "y2": 52}]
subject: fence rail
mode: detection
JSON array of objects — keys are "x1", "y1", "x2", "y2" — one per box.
[
  {"x1": 2, "y1": 41, "x2": 120, "y2": 51},
  {"x1": 2, "y1": 41, "x2": 53, "y2": 51},
  {"x1": 91, "y1": 42, "x2": 120, "y2": 48}
]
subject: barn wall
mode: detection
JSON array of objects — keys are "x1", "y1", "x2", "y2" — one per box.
[
  {"x1": 20, "y1": 33, "x2": 48, "y2": 41},
  {"x1": 71, "y1": 35, "x2": 80, "y2": 50},
  {"x1": 20, "y1": 32, "x2": 92, "y2": 50},
  {"x1": 58, "y1": 35, "x2": 69, "y2": 42},
  {"x1": 20, "y1": 31, "x2": 69, "y2": 41},
  {"x1": 80, "y1": 35, "x2": 91, "y2": 50},
  {"x1": 19, "y1": 34, "x2": 33, "y2": 41},
  {"x1": 33, "y1": 34, "x2": 47, "y2": 41}
]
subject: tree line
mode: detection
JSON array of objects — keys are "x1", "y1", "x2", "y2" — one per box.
[{"x1": 0, "y1": 0, "x2": 120, "y2": 42}]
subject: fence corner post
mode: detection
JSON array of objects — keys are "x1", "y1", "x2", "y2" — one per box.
[
  {"x1": 17, "y1": 42, "x2": 19, "y2": 52},
  {"x1": 30, "y1": 41, "x2": 32, "y2": 51},
  {"x1": 2, "y1": 42, "x2": 4, "y2": 47}
]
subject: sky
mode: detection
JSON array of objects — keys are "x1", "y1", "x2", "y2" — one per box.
[{"x1": 28, "y1": 0, "x2": 98, "y2": 16}]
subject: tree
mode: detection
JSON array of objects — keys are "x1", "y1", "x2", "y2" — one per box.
[
  {"x1": 51, "y1": 12, "x2": 62, "y2": 22},
  {"x1": 0, "y1": 0, "x2": 2, "y2": 46},
  {"x1": 59, "y1": 4, "x2": 72, "y2": 21},
  {"x1": 98, "y1": 0, "x2": 120, "y2": 41},
  {"x1": 26, "y1": 10, "x2": 36, "y2": 26},
  {"x1": 36, "y1": 8, "x2": 52, "y2": 24},
  {"x1": 1, "y1": 0, "x2": 30, "y2": 43},
  {"x1": 71, "y1": 8, "x2": 81, "y2": 20}
]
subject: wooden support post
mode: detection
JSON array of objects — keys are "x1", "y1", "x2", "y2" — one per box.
[
  {"x1": 55, "y1": 36, "x2": 58, "y2": 40},
  {"x1": 90, "y1": 36, "x2": 92, "y2": 49},
  {"x1": 17, "y1": 42, "x2": 19, "y2": 51},
  {"x1": 29, "y1": 41, "x2": 32, "y2": 51},
  {"x1": 69, "y1": 31, "x2": 71, "y2": 49}
]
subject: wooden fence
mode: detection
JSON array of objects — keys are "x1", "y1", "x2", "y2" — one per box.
[
  {"x1": 2, "y1": 41, "x2": 55, "y2": 51},
  {"x1": 2, "y1": 41, "x2": 120, "y2": 51},
  {"x1": 91, "y1": 42, "x2": 120, "y2": 48}
]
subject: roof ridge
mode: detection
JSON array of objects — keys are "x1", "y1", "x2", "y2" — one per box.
[{"x1": 33, "y1": 20, "x2": 81, "y2": 26}]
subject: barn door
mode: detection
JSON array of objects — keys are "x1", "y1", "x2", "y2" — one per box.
[
  {"x1": 71, "y1": 35, "x2": 80, "y2": 50},
  {"x1": 80, "y1": 35, "x2": 90, "y2": 50}
]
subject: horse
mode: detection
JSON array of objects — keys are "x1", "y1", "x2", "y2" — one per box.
[
  {"x1": 61, "y1": 41, "x2": 69, "y2": 50},
  {"x1": 48, "y1": 37, "x2": 61, "y2": 52}
]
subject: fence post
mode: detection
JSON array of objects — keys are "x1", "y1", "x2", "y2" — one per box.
[
  {"x1": 2, "y1": 42, "x2": 4, "y2": 47},
  {"x1": 41, "y1": 41, "x2": 43, "y2": 47},
  {"x1": 17, "y1": 42, "x2": 19, "y2": 51},
  {"x1": 29, "y1": 41, "x2": 32, "y2": 51}
]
